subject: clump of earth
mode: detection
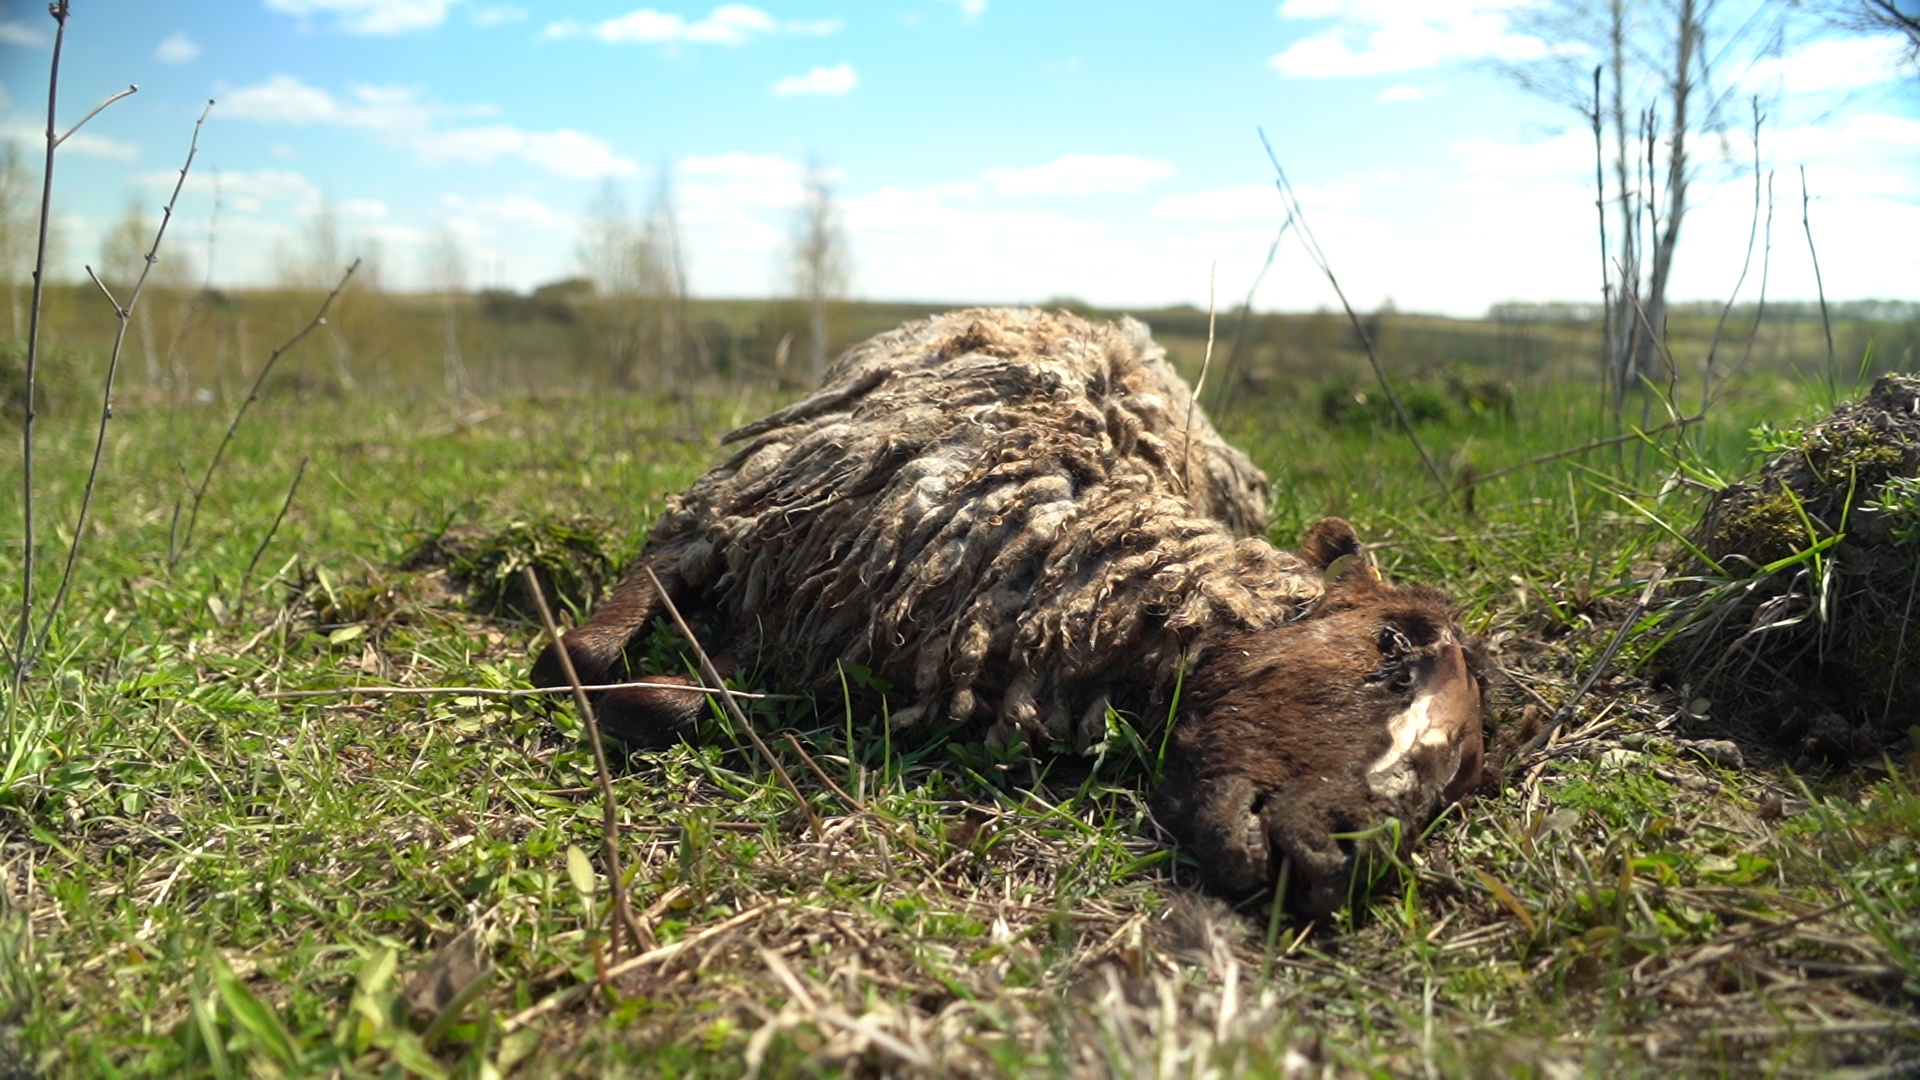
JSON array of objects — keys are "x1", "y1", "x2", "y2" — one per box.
[{"x1": 1665, "y1": 375, "x2": 1920, "y2": 760}]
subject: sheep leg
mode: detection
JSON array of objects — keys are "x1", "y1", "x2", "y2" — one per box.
[
  {"x1": 531, "y1": 553, "x2": 684, "y2": 689},
  {"x1": 531, "y1": 555, "x2": 746, "y2": 748}
]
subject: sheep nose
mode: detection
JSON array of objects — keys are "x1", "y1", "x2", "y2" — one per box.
[{"x1": 1365, "y1": 637, "x2": 1481, "y2": 811}]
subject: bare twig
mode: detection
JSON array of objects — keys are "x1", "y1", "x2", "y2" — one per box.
[
  {"x1": 1179, "y1": 261, "x2": 1218, "y2": 495},
  {"x1": 25, "y1": 101, "x2": 212, "y2": 672},
  {"x1": 641, "y1": 565, "x2": 823, "y2": 839},
  {"x1": 234, "y1": 456, "x2": 306, "y2": 606},
  {"x1": 522, "y1": 568, "x2": 647, "y2": 962},
  {"x1": 1701, "y1": 98, "x2": 1764, "y2": 423},
  {"x1": 501, "y1": 900, "x2": 784, "y2": 1033},
  {"x1": 259, "y1": 680, "x2": 801, "y2": 702},
  {"x1": 53, "y1": 83, "x2": 136, "y2": 148},
  {"x1": 1442, "y1": 414, "x2": 1704, "y2": 497},
  {"x1": 1799, "y1": 166, "x2": 1836, "y2": 396},
  {"x1": 14, "y1": 1, "x2": 70, "y2": 683},
  {"x1": 171, "y1": 257, "x2": 360, "y2": 566},
  {"x1": 1588, "y1": 65, "x2": 1614, "y2": 415},
  {"x1": 1212, "y1": 214, "x2": 1292, "y2": 412},
  {"x1": 1517, "y1": 568, "x2": 1665, "y2": 760},
  {"x1": 1257, "y1": 129, "x2": 1447, "y2": 496}
]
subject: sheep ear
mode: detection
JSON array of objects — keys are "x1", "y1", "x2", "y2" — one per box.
[
  {"x1": 1322, "y1": 552, "x2": 1378, "y2": 586},
  {"x1": 1298, "y1": 517, "x2": 1365, "y2": 572}
]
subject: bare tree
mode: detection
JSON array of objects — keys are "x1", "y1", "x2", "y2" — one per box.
[
  {"x1": 1834, "y1": 0, "x2": 1920, "y2": 60},
  {"x1": 1502, "y1": 0, "x2": 1797, "y2": 418},
  {"x1": 644, "y1": 167, "x2": 690, "y2": 390},
  {"x1": 790, "y1": 163, "x2": 850, "y2": 383},
  {"x1": 577, "y1": 180, "x2": 672, "y2": 388},
  {"x1": 100, "y1": 198, "x2": 161, "y2": 387},
  {"x1": 0, "y1": 140, "x2": 38, "y2": 339},
  {"x1": 424, "y1": 223, "x2": 469, "y2": 397}
]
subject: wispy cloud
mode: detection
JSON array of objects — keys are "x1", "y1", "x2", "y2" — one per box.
[
  {"x1": 1152, "y1": 181, "x2": 1358, "y2": 221},
  {"x1": 220, "y1": 75, "x2": 637, "y2": 179},
  {"x1": 1377, "y1": 83, "x2": 1427, "y2": 102},
  {"x1": 1743, "y1": 36, "x2": 1910, "y2": 95},
  {"x1": 1269, "y1": 0, "x2": 1546, "y2": 78},
  {"x1": 938, "y1": 0, "x2": 988, "y2": 22},
  {"x1": 155, "y1": 31, "x2": 200, "y2": 65},
  {"x1": 773, "y1": 63, "x2": 858, "y2": 97},
  {"x1": 0, "y1": 120, "x2": 139, "y2": 160},
  {"x1": 544, "y1": 5, "x2": 837, "y2": 45},
  {"x1": 469, "y1": 4, "x2": 528, "y2": 27},
  {"x1": 0, "y1": 19, "x2": 46, "y2": 47},
  {"x1": 982, "y1": 154, "x2": 1174, "y2": 196},
  {"x1": 264, "y1": 0, "x2": 462, "y2": 35}
]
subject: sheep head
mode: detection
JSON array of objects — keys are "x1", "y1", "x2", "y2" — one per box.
[{"x1": 1156, "y1": 518, "x2": 1488, "y2": 919}]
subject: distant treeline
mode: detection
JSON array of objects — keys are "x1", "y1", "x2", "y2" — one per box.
[{"x1": 6, "y1": 279, "x2": 1916, "y2": 418}]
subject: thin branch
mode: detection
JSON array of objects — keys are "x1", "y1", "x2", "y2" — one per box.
[
  {"x1": 15, "y1": 0, "x2": 70, "y2": 685},
  {"x1": 260, "y1": 681, "x2": 802, "y2": 702},
  {"x1": 1211, "y1": 214, "x2": 1292, "y2": 413},
  {"x1": 27, "y1": 101, "x2": 212, "y2": 671},
  {"x1": 172, "y1": 257, "x2": 360, "y2": 566},
  {"x1": 1517, "y1": 569, "x2": 1665, "y2": 760},
  {"x1": 53, "y1": 83, "x2": 136, "y2": 148},
  {"x1": 641, "y1": 565, "x2": 823, "y2": 840},
  {"x1": 1257, "y1": 128, "x2": 1448, "y2": 496},
  {"x1": 1800, "y1": 166, "x2": 1835, "y2": 396},
  {"x1": 1700, "y1": 98, "x2": 1764, "y2": 426},
  {"x1": 521, "y1": 568, "x2": 648, "y2": 962},
  {"x1": 1442, "y1": 413, "x2": 1704, "y2": 497},
  {"x1": 1589, "y1": 65, "x2": 1614, "y2": 413},
  {"x1": 235, "y1": 456, "x2": 306, "y2": 605},
  {"x1": 1179, "y1": 261, "x2": 1218, "y2": 495}
]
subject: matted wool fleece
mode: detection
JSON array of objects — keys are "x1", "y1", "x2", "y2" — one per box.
[{"x1": 639, "y1": 308, "x2": 1330, "y2": 750}]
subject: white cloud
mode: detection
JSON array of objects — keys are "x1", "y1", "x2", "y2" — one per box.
[
  {"x1": 470, "y1": 5, "x2": 528, "y2": 26},
  {"x1": 442, "y1": 192, "x2": 572, "y2": 229},
  {"x1": 773, "y1": 63, "x2": 858, "y2": 97},
  {"x1": 938, "y1": 0, "x2": 987, "y2": 22},
  {"x1": 263, "y1": 0, "x2": 460, "y2": 35},
  {"x1": 219, "y1": 75, "x2": 637, "y2": 179},
  {"x1": 0, "y1": 19, "x2": 46, "y2": 47},
  {"x1": 1270, "y1": 0, "x2": 1547, "y2": 78},
  {"x1": 1377, "y1": 83, "x2": 1426, "y2": 102},
  {"x1": 983, "y1": 154, "x2": 1175, "y2": 196},
  {"x1": 0, "y1": 120, "x2": 139, "y2": 160},
  {"x1": 1744, "y1": 36, "x2": 1910, "y2": 95},
  {"x1": 1152, "y1": 181, "x2": 1362, "y2": 222},
  {"x1": 549, "y1": 4, "x2": 823, "y2": 45},
  {"x1": 155, "y1": 31, "x2": 200, "y2": 64},
  {"x1": 140, "y1": 167, "x2": 322, "y2": 215}
]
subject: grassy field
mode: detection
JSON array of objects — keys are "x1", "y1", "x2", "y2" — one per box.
[{"x1": 0, "y1": 310, "x2": 1917, "y2": 1076}]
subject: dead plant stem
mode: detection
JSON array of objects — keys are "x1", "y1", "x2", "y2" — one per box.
[
  {"x1": 171, "y1": 257, "x2": 360, "y2": 566},
  {"x1": 521, "y1": 568, "x2": 647, "y2": 962},
  {"x1": 235, "y1": 456, "x2": 306, "y2": 606},
  {"x1": 1257, "y1": 129, "x2": 1447, "y2": 496},
  {"x1": 642, "y1": 565, "x2": 823, "y2": 839},
  {"x1": 1799, "y1": 166, "x2": 1836, "y2": 397},
  {"x1": 27, "y1": 101, "x2": 210, "y2": 672}
]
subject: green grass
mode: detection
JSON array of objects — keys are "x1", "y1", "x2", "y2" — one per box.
[{"x1": 0, "y1": 363, "x2": 1916, "y2": 1076}]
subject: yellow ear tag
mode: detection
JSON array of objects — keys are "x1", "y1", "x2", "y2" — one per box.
[{"x1": 1323, "y1": 553, "x2": 1379, "y2": 585}]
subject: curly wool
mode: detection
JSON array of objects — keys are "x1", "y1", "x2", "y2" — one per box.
[{"x1": 644, "y1": 308, "x2": 1327, "y2": 750}]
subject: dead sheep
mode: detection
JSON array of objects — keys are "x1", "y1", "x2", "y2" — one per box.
[{"x1": 534, "y1": 307, "x2": 1489, "y2": 915}]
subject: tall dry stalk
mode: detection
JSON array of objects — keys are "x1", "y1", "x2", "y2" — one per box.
[
  {"x1": 1800, "y1": 166, "x2": 1836, "y2": 397},
  {"x1": 1257, "y1": 129, "x2": 1447, "y2": 496},
  {"x1": 12, "y1": 0, "x2": 136, "y2": 682},
  {"x1": 170, "y1": 259, "x2": 361, "y2": 566},
  {"x1": 24, "y1": 101, "x2": 212, "y2": 672}
]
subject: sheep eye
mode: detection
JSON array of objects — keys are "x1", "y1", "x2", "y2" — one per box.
[{"x1": 1377, "y1": 625, "x2": 1412, "y2": 659}]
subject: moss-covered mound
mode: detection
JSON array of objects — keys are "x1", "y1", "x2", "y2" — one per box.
[{"x1": 1666, "y1": 375, "x2": 1920, "y2": 742}]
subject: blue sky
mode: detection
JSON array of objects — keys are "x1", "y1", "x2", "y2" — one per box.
[{"x1": 0, "y1": 0, "x2": 1915, "y2": 315}]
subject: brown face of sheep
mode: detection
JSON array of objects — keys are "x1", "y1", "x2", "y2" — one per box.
[{"x1": 1155, "y1": 521, "x2": 1488, "y2": 919}]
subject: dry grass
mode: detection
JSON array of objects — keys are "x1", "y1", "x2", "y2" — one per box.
[{"x1": 0, "y1": 375, "x2": 1915, "y2": 1077}]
